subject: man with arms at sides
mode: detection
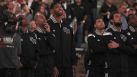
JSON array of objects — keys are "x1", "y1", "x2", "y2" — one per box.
[
  {"x1": 48, "y1": 2, "x2": 77, "y2": 77},
  {"x1": 86, "y1": 17, "x2": 109, "y2": 77}
]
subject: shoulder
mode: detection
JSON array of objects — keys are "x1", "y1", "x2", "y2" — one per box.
[
  {"x1": 103, "y1": 32, "x2": 113, "y2": 36},
  {"x1": 47, "y1": 19, "x2": 55, "y2": 26},
  {"x1": 88, "y1": 33, "x2": 95, "y2": 38},
  {"x1": 105, "y1": 28, "x2": 113, "y2": 32}
]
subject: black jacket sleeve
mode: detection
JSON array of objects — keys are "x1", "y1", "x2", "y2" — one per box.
[{"x1": 46, "y1": 32, "x2": 56, "y2": 49}]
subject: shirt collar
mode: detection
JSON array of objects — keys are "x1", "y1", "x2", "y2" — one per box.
[
  {"x1": 50, "y1": 15, "x2": 58, "y2": 23},
  {"x1": 36, "y1": 26, "x2": 45, "y2": 33},
  {"x1": 50, "y1": 15, "x2": 63, "y2": 24},
  {"x1": 109, "y1": 24, "x2": 121, "y2": 32},
  {"x1": 95, "y1": 29, "x2": 104, "y2": 35}
]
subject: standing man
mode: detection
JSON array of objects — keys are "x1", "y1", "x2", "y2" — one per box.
[
  {"x1": 48, "y1": 2, "x2": 77, "y2": 77},
  {"x1": 0, "y1": 1, "x2": 22, "y2": 77},
  {"x1": 126, "y1": 14, "x2": 137, "y2": 77},
  {"x1": 20, "y1": 20, "x2": 37, "y2": 77},
  {"x1": 86, "y1": 17, "x2": 108, "y2": 77},
  {"x1": 34, "y1": 13, "x2": 56, "y2": 77},
  {"x1": 106, "y1": 11, "x2": 132, "y2": 77}
]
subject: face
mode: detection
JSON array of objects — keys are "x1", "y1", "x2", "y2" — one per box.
[
  {"x1": 35, "y1": 13, "x2": 46, "y2": 26},
  {"x1": 113, "y1": 13, "x2": 121, "y2": 23},
  {"x1": 30, "y1": 21, "x2": 37, "y2": 29},
  {"x1": 112, "y1": 13, "x2": 122, "y2": 27},
  {"x1": 22, "y1": 17, "x2": 28, "y2": 27},
  {"x1": 95, "y1": 19, "x2": 105, "y2": 30},
  {"x1": 7, "y1": 1, "x2": 15, "y2": 10},
  {"x1": 119, "y1": 4, "x2": 127, "y2": 14},
  {"x1": 23, "y1": 5, "x2": 30, "y2": 13},
  {"x1": 129, "y1": 15, "x2": 137, "y2": 27},
  {"x1": 29, "y1": 20, "x2": 37, "y2": 32},
  {"x1": 53, "y1": 3, "x2": 64, "y2": 17},
  {"x1": 39, "y1": 6, "x2": 45, "y2": 13},
  {"x1": 127, "y1": 8, "x2": 136, "y2": 15}
]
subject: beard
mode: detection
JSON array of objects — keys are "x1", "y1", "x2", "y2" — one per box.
[
  {"x1": 131, "y1": 23, "x2": 137, "y2": 28},
  {"x1": 55, "y1": 12, "x2": 63, "y2": 17},
  {"x1": 114, "y1": 22, "x2": 122, "y2": 27}
]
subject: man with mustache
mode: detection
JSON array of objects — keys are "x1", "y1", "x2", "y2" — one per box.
[
  {"x1": 48, "y1": 2, "x2": 77, "y2": 77},
  {"x1": 106, "y1": 11, "x2": 133, "y2": 77}
]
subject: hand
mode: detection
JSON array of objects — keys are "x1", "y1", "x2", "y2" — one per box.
[
  {"x1": 53, "y1": 66, "x2": 59, "y2": 77},
  {"x1": 108, "y1": 40, "x2": 119, "y2": 49},
  {"x1": 61, "y1": 9, "x2": 66, "y2": 19},
  {"x1": 80, "y1": 20, "x2": 85, "y2": 27},
  {"x1": 44, "y1": 22, "x2": 51, "y2": 32}
]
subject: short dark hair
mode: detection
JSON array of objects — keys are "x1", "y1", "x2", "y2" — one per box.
[
  {"x1": 50, "y1": 2, "x2": 60, "y2": 9},
  {"x1": 93, "y1": 16, "x2": 103, "y2": 24},
  {"x1": 109, "y1": 11, "x2": 120, "y2": 20}
]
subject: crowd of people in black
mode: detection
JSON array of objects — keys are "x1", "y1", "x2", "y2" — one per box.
[{"x1": 0, "y1": 0, "x2": 137, "y2": 77}]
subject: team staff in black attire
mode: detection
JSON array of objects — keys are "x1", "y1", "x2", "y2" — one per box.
[
  {"x1": 106, "y1": 11, "x2": 133, "y2": 77},
  {"x1": 20, "y1": 20, "x2": 37, "y2": 77},
  {"x1": 86, "y1": 17, "x2": 109, "y2": 77},
  {"x1": 126, "y1": 14, "x2": 137, "y2": 77},
  {"x1": 48, "y1": 3, "x2": 77, "y2": 77},
  {"x1": 34, "y1": 13, "x2": 56, "y2": 77}
]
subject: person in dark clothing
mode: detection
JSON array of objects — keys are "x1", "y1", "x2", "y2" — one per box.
[
  {"x1": 60, "y1": 0, "x2": 74, "y2": 26},
  {"x1": 31, "y1": 0, "x2": 42, "y2": 17},
  {"x1": 70, "y1": 0, "x2": 88, "y2": 47},
  {"x1": 106, "y1": 11, "x2": 133, "y2": 77},
  {"x1": 86, "y1": 17, "x2": 108, "y2": 77},
  {"x1": 126, "y1": 14, "x2": 137, "y2": 77},
  {"x1": 0, "y1": 1, "x2": 22, "y2": 77},
  {"x1": 36, "y1": 3, "x2": 50, "y2": 19},
  {"x1": 0, "y1": 1, "x2": 6, "y2": 25},
  {"x1": 17, "y1": 16, "x2": 29, "y2": 35},
  {"x1": 0, "y1": 25, "x2": 22, "y2": 77},
  {"x1": 20, "y1": 20, "x2": 37, "y2": 77},
  {"x1": 48, "y1": 3, "x2": 77, "y2": 77},
  {"x1": 82, "y1": 0, "x2": 98, "y2": 33},
  {"x1": 99, "y1": 0, "x2": 117, "y2": 27},
  {"x1": 34, "y1": 13, "x2": 56, "y2": 77}
]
